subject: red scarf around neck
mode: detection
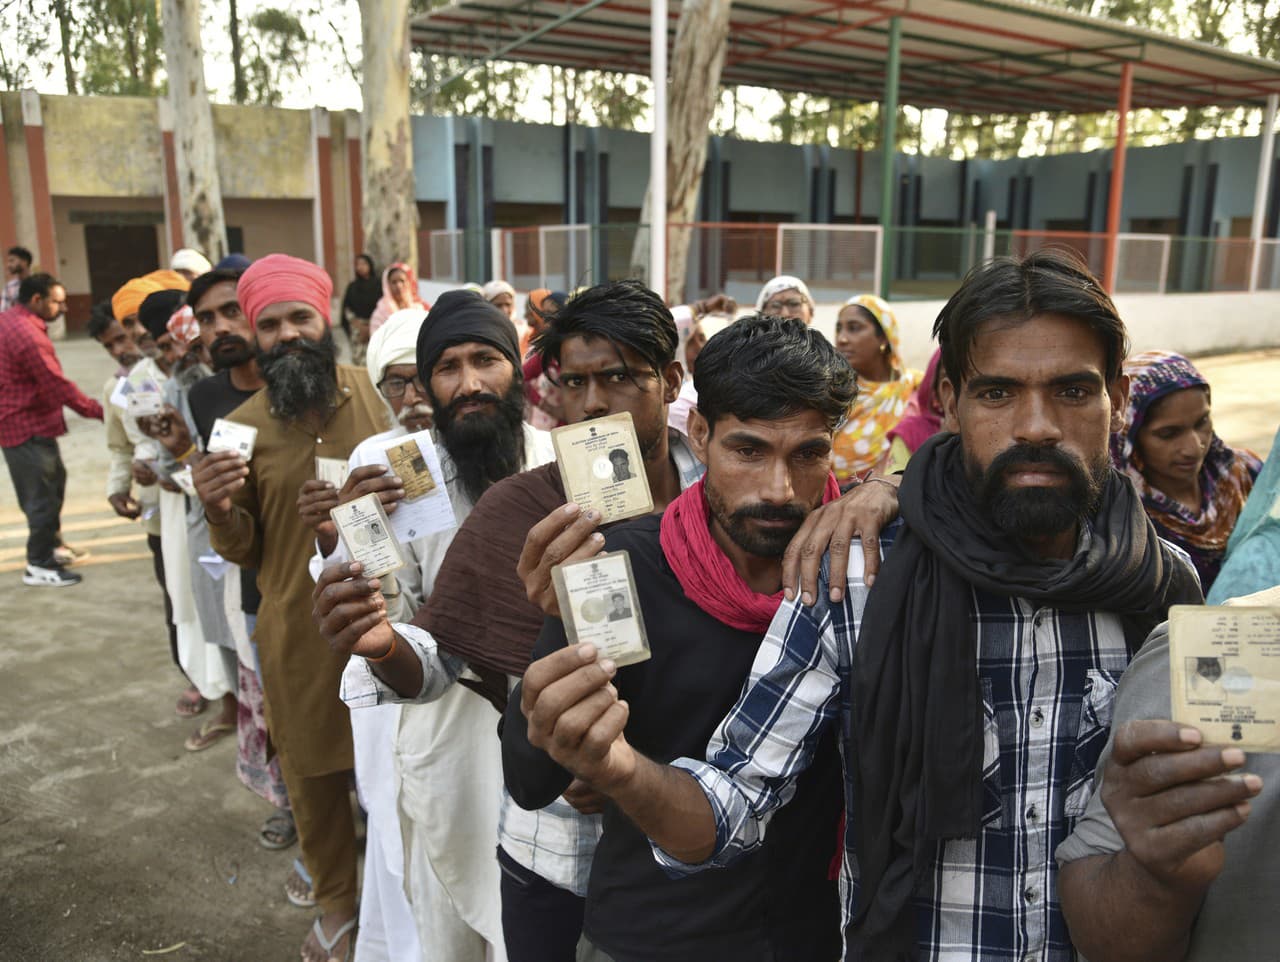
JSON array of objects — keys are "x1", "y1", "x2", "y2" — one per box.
[{"x1": 659, "y1": 473, "x2": 842, "y2": 633}]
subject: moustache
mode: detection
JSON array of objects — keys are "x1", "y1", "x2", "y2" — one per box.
[
  {"x1": 730, "y1": 502, "x2": 808, "y2": 524},
  {"x1": 442, "y1": 391, "x2": 501, "y2": 418},
  {"x1": 211, "y1": 333, "x2": 251, "y2": 354},
  {"x1": 398, "y1": 402, "x2": 433, "y2": 425},
  {"x1": 983, "y1": 443, "x2": 1088, "y2": 489}
]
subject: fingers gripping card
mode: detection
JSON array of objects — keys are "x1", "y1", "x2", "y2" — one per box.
[
  {"x1": 208, "y1": 418, "x2": 257, "y2": 461},
  {"x1": 551, "y1": 412, "x2": 653, "y2": 524},
  {"x1": 1170, "y1": 604, "x2": 1280, "y2": 752},
  {"x1": 551, "y1": 551, "x2": 651, "y2": 668},
  {"x1": 330, "y1": 493, "x2": 406, "y2": 579}
]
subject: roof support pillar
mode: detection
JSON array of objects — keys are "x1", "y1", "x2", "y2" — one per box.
[
  {"x1": 1249, "y1": 93, "x2": 1278, "y2": 291},
  {"x1": 650, "y1": 0, "x2": 668, "y2": 301},
  {"x1": 1102, "y1": 61, "x2": 1132, "y2": 294},
  {"x1": 878, "y1": 15, "x2": 901, "y2": 299}
]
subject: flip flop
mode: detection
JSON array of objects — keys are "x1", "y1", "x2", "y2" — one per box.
[
  {"x1": 309, "y1": 916, "x2": 356, "y2": 962},
  {"x1": 259, "y1": 810, "x2": 297, "y2": 850},
  {"x1": 284, "y1": 866, "x2": 316, "y2": 908},
  {"x1": 184, "y1": 719, "x2": 235, "y2": 752},
  {"x1": 175, "y1": 689, "x2": 208, "y2": 718}
]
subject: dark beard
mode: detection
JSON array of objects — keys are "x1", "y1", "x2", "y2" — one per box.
[
  {"x1": 705, "y1": 481, "x2": 811, "y2": 558},
  {"x1": 966, "y1": 442, "x2": 1110, "y2": 542},
  {"x1": 431, "y1": 379, "x2": 526, "y2": 506},
  {"x1": 257, "y1": 330, "x2": 337, "y2": 421},
  {"x1": 211, "y1": 333, "x2": 255, "y2": 372}
]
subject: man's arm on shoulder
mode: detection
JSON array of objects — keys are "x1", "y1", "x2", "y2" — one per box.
[{"x1": 1057, "y1": 633, "x2": 1260, "y2": 962}]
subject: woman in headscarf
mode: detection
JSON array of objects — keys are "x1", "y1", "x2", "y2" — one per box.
[
  {"x1": 756, "y1": 275, "x2": 815, "y2": 324},
  {"x1": 341, "y1": 253, "x2": 381, "y2": 365},
  {"x1": 879, "y1": 347, "x2": 944, "y2": 473},
  {"x1": 369, "y1": 261, "x2": 427, "y2": 335},
  {"x1": 830, "y1": 294, "x2": 922, "y2": 482},
  {"x1": 1112, "y1": 350, "x2": 1262, "y2": 592}
]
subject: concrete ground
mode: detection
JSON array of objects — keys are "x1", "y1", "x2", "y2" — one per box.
[{"x1": 2, "y1": 335, "x2": 1278, "y2": 961}]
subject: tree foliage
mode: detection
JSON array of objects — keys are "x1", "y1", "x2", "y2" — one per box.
[
  {"x1": 0, "y1": 0, "x2": 53, "y2": 90},
  {"x1": 242, "y1": 7, "x2": 307, "y2": 105}
]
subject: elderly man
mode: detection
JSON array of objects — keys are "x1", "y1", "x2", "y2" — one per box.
[
  {"x1": 112, "y1": 269, "x2": 191, "y2": 360},
  {"x1": 0, "y1": 273, "x2": 103, "y2": 587},
  {"x1": 194, "y1": 253, "x2": 387, "y2": 962}
]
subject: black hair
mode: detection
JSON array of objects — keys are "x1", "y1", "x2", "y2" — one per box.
[
  {"x1": 533, "y1": 279, "x2": 678, "y2": 382},
  {"x1": 7, "y1": 246, "x2": 33, "y2": 265},
  {"x1": 933, "y1": 248, "x2": 1129, "y2": 387},
  {"x1": 187, "y1": 267, "x2": 244, "y2": 314},
  {"x1": 17, "y1": 272, "x2": 60, "y2": 305},
  {"x1": 694, "y1": 313, "x2": 856, "y2": 434},
  {"x1": 839, "y1": 302, "x2": 886, "y2": 340},
  {"x1": 357, "y1": 253, "x2": 375, "y2": 273},
  {"x1": 86, "y1": 300, "x2": 117, "y2": 340}
]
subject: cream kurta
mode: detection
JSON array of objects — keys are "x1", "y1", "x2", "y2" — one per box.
[{"x1": 208, "y1": 364, "x2": 388, "y2": 775}]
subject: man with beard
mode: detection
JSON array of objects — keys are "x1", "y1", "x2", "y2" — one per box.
[
  {"x1": 194, "y1": 253, "x2": 387, "y2": 962},
  {"x1": 519, "y1": 250, "x2": 1203, "y2": 961},
  {"x1": 501, "y1": 314, "x2": 852, "y2": 961},
  {"x1": 308, "y1": 294, "x2": 544, "y2": 961},
  {"x1": 2, "y1": 245, "x2": 32, "y2": 311}
]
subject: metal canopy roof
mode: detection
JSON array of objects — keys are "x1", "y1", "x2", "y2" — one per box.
[{"x1": 410, "y1": 0, "x2": 1280, "y2": 115}]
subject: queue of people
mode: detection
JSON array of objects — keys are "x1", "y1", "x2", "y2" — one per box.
[{"x1": 2, "y1": 243, "x2": 1277, "y2": 962}]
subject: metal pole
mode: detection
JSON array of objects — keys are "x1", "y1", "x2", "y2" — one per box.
[
  {"x1": 878, "y1": 16, "x2": 901, "y2": 300},
  {"x1": 1249, "y1": 93, "x2": 1278, "y2": 292},
  {"x1": 982, "y1": 208, "x2": 996, "y2": 262},
  {"x1": 650, "y1": 0, "x2": 668, "y2": 301},
  {"x1": 1103, "y1": 61, "x2": 1133, "y2": 294}
]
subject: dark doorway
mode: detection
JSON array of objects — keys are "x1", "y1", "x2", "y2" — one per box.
[{"x1": 85, "y1": 224, "x2": 160, "y2": 306}]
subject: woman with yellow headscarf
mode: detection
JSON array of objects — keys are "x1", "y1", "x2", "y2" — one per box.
[{"x1": 831, "y1": 294, "x2": 922, "y2": 482}]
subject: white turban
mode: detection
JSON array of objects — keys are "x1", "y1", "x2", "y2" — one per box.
[
  {"x1": 171, "y1": 248, "x2": 213, "y2": 277},
  {"x1": 367, "y1": 307, "x2": 426, "y2": 388},
  {"x1": 482, "y1": 279, "x2": 516, "y2": 302},
  {"x1": 755, "y1": 275, "x2": 814, "y2": 312}
]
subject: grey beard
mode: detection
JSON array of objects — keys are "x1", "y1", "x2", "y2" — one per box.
[{"x1": 258, "y1": 330, "x2": 338, "y2": 421}]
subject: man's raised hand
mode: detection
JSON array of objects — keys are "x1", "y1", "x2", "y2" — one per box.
[
  {"x1": 192, "y1": 449, "x2": 247, "y2": 523},
  {"x1": 518, "y1": 503, "x2": 605, "y2": 617},
  {"x1": 312, "y1": 561, "x2": 395, "y2": 660}
]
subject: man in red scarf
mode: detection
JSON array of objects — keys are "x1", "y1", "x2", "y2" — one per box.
[{"x1": 503, "y1": 314, "x2": 858, "y2": 962}]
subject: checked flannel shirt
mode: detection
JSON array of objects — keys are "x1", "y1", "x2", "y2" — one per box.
[
  {"x1": 657, "y1": 524, "x2": 1159, "y2": 962},
  {"x1": 0, "y1": 304, "x2": 103, "y2": 447}
]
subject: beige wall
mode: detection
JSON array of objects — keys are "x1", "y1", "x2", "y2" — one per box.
[
  {"x1": 223, "y1": 198, "x2": 316, "y2": 261},
  {"x1": 213, "y1": 104, "x2": 313, "y2": 199},
  {"x1": 42, "y1": 96, "x2": 163, "y2": 197}
]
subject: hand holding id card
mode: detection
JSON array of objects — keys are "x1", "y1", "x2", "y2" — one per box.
[
  {"x1": 315, "y1": 456, "x2": 350, "y2": 487},
  {"x1": 208, "y1": 418, "x2": 257, "y2": 461},
  {"x1": 552, "y1": 412, "x2": 653, "y2": 524},
  {"x1": 552, "y1": 551, "x2": 650, "y2": 667},
  {"x1": 330, "y1": 493, "x2": 405, "y2": 579},
  {"x1": 1169, "y1": 604, "x2": 1280, "y2": 752}
]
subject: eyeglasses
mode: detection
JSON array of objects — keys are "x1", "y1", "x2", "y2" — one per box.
[
  {"x1": 764, "y1": 297, "x2": 807, "y2": 312},
  {"x1": 378, "y1": 374, "x2": 425, "y2": 399}
]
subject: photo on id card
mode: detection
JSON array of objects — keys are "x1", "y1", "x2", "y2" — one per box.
[
  {"x1": 552, "y1": 551, "x2": 650, "y2": 667},
  {"x1": 551, "y1": 411, "x2": 653, "y2": 524},
  {"x1": 330, "y1": 492, "x2": 405, "y2": 579}
]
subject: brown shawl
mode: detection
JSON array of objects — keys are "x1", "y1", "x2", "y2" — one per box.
[{"x1": 413, "y1": 462, "x2": 567, "y2": 696}]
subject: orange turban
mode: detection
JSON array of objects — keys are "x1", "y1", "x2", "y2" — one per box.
[
  {"x1": 111, "y1": 269, "x2": 190, "y2": 322},
  {"x1": 237, "y1": 253, "x2": 333, "y2": 328}
]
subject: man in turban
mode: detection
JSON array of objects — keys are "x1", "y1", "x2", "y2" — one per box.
[
  {"x1": 112, "y1": 268, "x2": 191, "y2": 360},
  {"x1": 192, "y1": 253, "x2": 387, "y2": 962},
  {"x1": 171, "y1": 248, "x2": 213, "y2": 282}
]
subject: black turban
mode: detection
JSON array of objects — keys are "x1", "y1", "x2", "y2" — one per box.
[
  {"x1": 138, "y1": 289, "x2": 187, "y2": 341},
  {"x1": 416, "y1": 289, "x2": 521, "y2": 381}
]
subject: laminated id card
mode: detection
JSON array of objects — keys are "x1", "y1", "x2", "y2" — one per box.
[
  {"x1": 551, "y1": 412, "x2": 653, "y2": 524},
  {"x1": 551, "y1": 550, "x2": 650, "y2": 667},
  {"x1": 315, "y1": 456, "x2": 350, "y2": 488},
  {"x1": 208, "y1": 418, "x2": 257, "y2": 460},
  {"x1": 330, "y1": 492, "x2": 405, "y2": 579}
]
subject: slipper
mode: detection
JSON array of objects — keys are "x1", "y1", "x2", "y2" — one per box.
[
  {"x1": 284, "y1": 867, "x2": 316, "y2": 908},
  {"x1": 308, "y1": 916, "x2": 356, "y2": 962},
  {"x1": 184, "y1": 719, "x2": 235, "y2": 752},
  {"x1": 175, "y1": 688, "x2": 208, "y2": 718},
  {"x1": 259, "y1": 810, "x2": 297, "y2": 850}
]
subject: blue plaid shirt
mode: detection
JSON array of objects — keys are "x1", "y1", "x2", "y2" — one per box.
[{"x1": 657, "y1": 527, "x2": 1139, "y2": 961}]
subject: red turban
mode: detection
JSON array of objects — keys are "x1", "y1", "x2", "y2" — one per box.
[{"x1": 237, "y1": 253, "x2": 333, "y2": 329}]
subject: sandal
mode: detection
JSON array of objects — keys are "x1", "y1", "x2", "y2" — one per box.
[
  {"x1": 259, "y1": 810, "x2": 297, "y2": 850},
  {"x1": 183, "y1": 719, "x2": 235, "y2": 752},
  {"x1": 175, "y1": 687, "x2": 208, "y2": 718},
  {"x1": 307, "y1": 916, "x2": 356, "y2": 962},
  {"x1": 284, "y1": 866, "x2": 316, "y2": 908}
]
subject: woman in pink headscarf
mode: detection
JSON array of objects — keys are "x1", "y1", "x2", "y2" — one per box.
[{"x1": 369, "y1": 262, "x2": 427, "y2": 334}]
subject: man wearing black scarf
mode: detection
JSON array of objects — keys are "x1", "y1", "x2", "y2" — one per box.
[{"x1": 517, "y1": 249, "x2": 1202, "y2": 962}]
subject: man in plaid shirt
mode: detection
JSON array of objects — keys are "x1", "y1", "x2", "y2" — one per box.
[
  {"x1": 0, "y1": 273, "x2": 103, "y2": 586},
  {"x1": 516, "y1": 251, "x2": 1200, "y2": 961}
]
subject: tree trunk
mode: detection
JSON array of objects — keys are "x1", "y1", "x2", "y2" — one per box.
[
  {"x1": 357, "y1": 0, "x2": 417, "y2": 269},
  {"x1": 631, "y1": 0, "x2": 733, "y2": 303},
  {"x1": 229, "y1": 0, "x2": 247, "y2": 104},
  {"x1": 161, "y1": 0, "x2": 229, "y2": 261},
  {"x1": 54, "y1": 0, "x2": 77, "y2": 94}
]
